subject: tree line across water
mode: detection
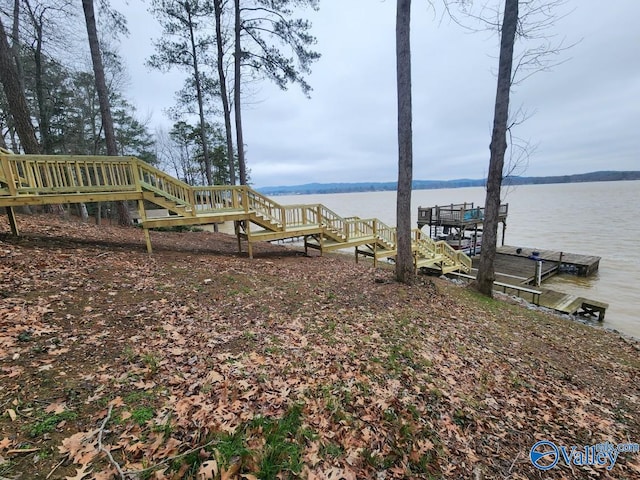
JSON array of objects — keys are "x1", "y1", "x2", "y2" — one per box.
[{"x1": 259, "y1": 171, "x2": 640, "y2": 196}]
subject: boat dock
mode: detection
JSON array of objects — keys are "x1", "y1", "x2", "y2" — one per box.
[
  {"x1": 496, "y1": 245, "x2": 601, "y2": 277},
  {"x1": 465, "y1": 245, "x2": 607, "y2": 320},
  {"x1": 415, "y1": 203, "x2": 608, "y2": 321}
]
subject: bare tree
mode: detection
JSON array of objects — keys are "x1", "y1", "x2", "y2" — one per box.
[
  {"x1": 233, "y1": 0, "x2": 245, "y2": 184},
  {"x1": 232, "y1": 0, "x2": 320, "y2": 185},
  {"x1": 0, "y1": 17, "x2": 39, "y2": 153},
  {"x1": 11, "y1": 0, "x2": 24, "y2": 90},
  {"x1": 82, "y1": 0, "x2": 131, "y2": 225},
  {"x1": 213, "y1": 0, "x2": 236, "y2": 184},
  {"x1": 456, "y1": 0, "x2": 573, "y2": 296},
  {"x1": 23, "y1": 0, "x2": 75, "y2": 154},
  {"x1": 395, "y1": 0, "x2": 414, "y2": 284},
  {"x1": 148, "y1": 0, "x2": 219, "y2": 185},
  {"x1": 475, "y1": 0, "x2": 518, "y2": 296}
]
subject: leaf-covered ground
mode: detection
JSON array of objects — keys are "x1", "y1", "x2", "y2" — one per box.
[{"x1": 1, "y1": 214, "x2": 639, "y2": 479}]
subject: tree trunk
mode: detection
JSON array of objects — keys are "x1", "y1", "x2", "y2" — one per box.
[
  {"x1": 234, "y1": 0, "x2": 247, "y2": 185},
  {"x1": 475, "y1": 0, "x2": 519, "y2": 296},
  {"x1": 395, "y1": 0, "x2": 414, "y2": 284},
  {"x1": 79, "y1": 203, "x2": 89, "y2": 221},
  {"x1": 82, "y1": 0, "x2": 132, "y2": 226},
  {"x1": 12, "y1": 0, "x2": 24, "y2": 92},
  {"x1": 214, "y1": 0, "x2": 236, "y2": 185},
  {"x1": 0, "y1": 17, "x2": 39, "y2": 154},
  {"x1": 185, "y1": 2, "x2": 212, "y2": 185},
  {"x1": 33, "y1": 22, "x2": 52, "y2": 153}
]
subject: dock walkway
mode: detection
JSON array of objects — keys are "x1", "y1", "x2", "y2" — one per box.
[
  {"x1": 497, "y1": 245, "x2": 601, "y2": 276},
  {"x1": 467, "y1": 245, "x2": 607, "y2": 320}
]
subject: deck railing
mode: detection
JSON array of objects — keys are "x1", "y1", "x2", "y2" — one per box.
[
  {"x1": 413, "y1": 229, "x2": 437, "y2": 257},
  {"x1": 456, "y1": 251, "x2": 472, "y2": 272},
  {"x1": 345, "y1": 218, "x2": 375, "y2": 239},
  {"x1": 1, "y1": 155, "x2": 138, "y2": 195},
  {"x1": 435, "y1": 240, "x2": 459, "y2": 265},
  {"x1": 191, "y1": 186, "x2": 243, "y2": 212},
  {"x1": 246, "y1": 188, "x2": 284, "y2": 226},
  {"x1": 317, "y1": 205, "x2": 345, "y2": 236},
  {"x1": 376, "y1": 221, "x2": 396, "y2": 247},
  {"x1": 283, "y1": 204, "x2": 319, "y2": 228},
  {"x1": 136, "y1": 159, "x2": 194, "y2": 205},
  {"x1": 418, "y1": 202, "x2": 509, "y2": 226}
]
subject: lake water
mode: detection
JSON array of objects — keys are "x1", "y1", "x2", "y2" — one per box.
[{"x1": 272, "y1": 181, "x2": 640, "y2": 339}]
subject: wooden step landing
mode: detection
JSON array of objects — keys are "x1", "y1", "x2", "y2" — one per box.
[
  {"x1": 537, "y1": 288, "x2": 608, "y2": 321},
  {"x1": 142, "y1": 209, "x2": 248, "y2": 229},
  {"x1": 305, "y1": 236, "x2": 387, "y2": 251},
  {"x1": 244, "y1": 225, "x2": 323, "y2": 242}
]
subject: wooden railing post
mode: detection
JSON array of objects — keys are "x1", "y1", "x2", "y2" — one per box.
[
  {"x1": 232, "y1": 187, "x2": 240, "y2": 209},
  {"x1": 0, "y1": 154, "x2": 17, "y2": 196},
  {"x1": 187, "y1": 184, "x2": 196, "y2": 210},
  {"x1": 130, "y1": 157, "x2": 143, "y2": 192},
  {"x1": 242, "y1": 186, "x2": 249, "y2": 213}
]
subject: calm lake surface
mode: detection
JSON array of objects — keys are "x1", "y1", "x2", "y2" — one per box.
[{"x1": 274, "y1": 181, "x2": 640, "y2": 339}]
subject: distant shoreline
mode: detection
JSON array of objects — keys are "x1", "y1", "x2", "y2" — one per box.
[{"x1": 258, "y1": 170, "x2": 640, "y2": 196}]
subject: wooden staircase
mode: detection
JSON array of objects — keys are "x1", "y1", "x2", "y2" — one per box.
[{"x1": 0, "y1": 152, "x2": 471, "y2": 274}]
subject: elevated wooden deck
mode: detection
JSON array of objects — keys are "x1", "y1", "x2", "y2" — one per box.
[
  {"x1": 418, "y1": 201, "x2": 509, "y2": 249},
  {"x1": 0, "y1": 151, "x2": 472, "y2": 275},
  {"x1": 417, "y1": 202, "x2": 508, "y2": 229}
]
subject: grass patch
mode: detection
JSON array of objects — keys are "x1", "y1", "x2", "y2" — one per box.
[
  {"x1": 27, "y1": 410, "x2": 77, "y2": 437},
  {"x1": 211, "y1": 429, "x2": 252, "y2": 469},
  {"x1": 124, "y1": 390, "x2": 155, "y2": 404},
  {"x1": 320, "y1": 441, "x2": 344, "y2": 459},
  {"x1": 131, "y1": 406, "x2": 155, "y2": 426},
  {"x1": 203, "y1": 404, "x2": 315, "y2": 479},
  {"x1": 251, "y1": 404, "x2": 312, "y2": 479}
]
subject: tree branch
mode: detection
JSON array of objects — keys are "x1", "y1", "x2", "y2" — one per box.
[{"x1": 98, "y1": 404, "x2": 126, "y2": 479}]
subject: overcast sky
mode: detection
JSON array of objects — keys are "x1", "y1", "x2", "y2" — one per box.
[{"x1": 114, "y1": 0, "x2": 640, "y2": 188}]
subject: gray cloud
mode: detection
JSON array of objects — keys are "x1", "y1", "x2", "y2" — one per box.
[{"x1": 115, "y1": 0, "x2": 640, "y2": 187}]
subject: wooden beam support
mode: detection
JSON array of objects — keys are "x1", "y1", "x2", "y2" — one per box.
[
  {"x1": 235, "y1": 221, "x2": 242, "y2": 254},
  {"x1": 143, "y1": 228, "x2": 152, "y2": 254},
  {"x1": 6, "y1": 207, "x2": 18, "y2": 235},
  {"x1": 0, "y1": 191, "x2": 142, "y2": 208},
  {"x1": 373, "y1": 242, "x2": 378, "y2": 268},
  {"x1": 245, "y1": 220, "x2": 253, "y2": 259},
  {"x1": 137, "y1": 199, "x2": 152, "y2": 254}
]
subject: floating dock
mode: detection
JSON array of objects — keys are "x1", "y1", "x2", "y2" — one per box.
[
  {"x1": 496, "y1": 245, "x2": 601, "y2": 277},
  {"x1": 466, "y1": 245, "x2": 607, "y2": 320}
]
